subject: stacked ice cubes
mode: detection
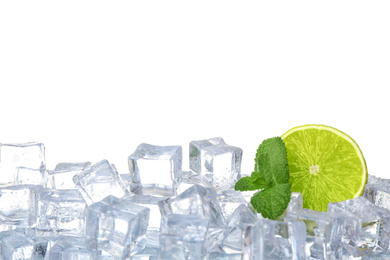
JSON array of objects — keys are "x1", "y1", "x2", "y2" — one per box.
[{"x1": 1, "y1": 139, "x2": 390, "y2": 259}]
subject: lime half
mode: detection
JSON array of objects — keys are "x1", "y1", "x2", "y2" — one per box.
[{"x1": 281, "y1": 124, "x2": 367, "y2": 211}]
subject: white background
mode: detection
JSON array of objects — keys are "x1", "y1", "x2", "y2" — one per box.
[{"x1": 0, "y1": 1, "x2": 389, "y2": 179}]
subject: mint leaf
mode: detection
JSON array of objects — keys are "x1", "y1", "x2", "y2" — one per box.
[
  {"x1": 235, "y1": 136, "x2": 291, "y2": 220},
  {"x1": 234, "y1": 175, "x2": 269, "y2": 191},
  {"x1": 250, "y1": 183, "x2": 291, "y2": 220},
  {"x1": 255, "y1": 137, "x2": 289, "y2": 186}
]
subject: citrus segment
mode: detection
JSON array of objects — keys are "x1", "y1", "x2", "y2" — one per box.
[{"x1": 281, "y1": 124, "x2": 367, "y2": 211}]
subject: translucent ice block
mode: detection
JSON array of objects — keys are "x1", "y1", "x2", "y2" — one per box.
[
  {"x1": 0, "y1": 229, "x2": 49, "y2": 260},
  {"x1": 46, "y1": 237, "x2": 101, "y2": 260},
  {"x1": 328, "y1": 196, "x2": 390, "y2": 256},
  {"x1": 0, "y1": 142, "x2": 46, "y2": 186},
  {"x1": 217, "y1": 190, "x2": 248, "y2": 219},
  {"x1": 128, "y1": 143, "x2": 182, "y2": 196},
  {"x1": 176, "y1": 170, "x2": 210, "y2": 195},
  {"x1": 242, "y1": 218, "x2": 306, "y2": 260},
  {"x1": 287, "y1": 208, "x2": 346, "y2": 259},
  {"x1": 85, "y1": 195, "x2": 150, "y2": 258},
  {"x1": 36, "y1": 188, "x2": 87, "y2": 237},
  {"x1": 159, "y1": 214, "x2": 209, "y2": 260},
  {"x1": 219, "y1": 204, "x2": 257, "y2": 254},
  {"x1": 364, "y1": 182, "x2": 390, "y2": 210},
  {"x1": 73, "y1": 160, "x2": 128, "y2": 205},
  {"x1": 158, "y1": 184, "x2": 225, "y2": 228},
  {"x1": 47, "y1": 162, "x2": 91, "y2": 189},
  {"x1": 122, "y1": 194, "x2": 167, "y2": 247},
  {"x1": 189, "y1": 138, "x2": 242, "y2": 191},
  {"x1": 0, "y1": 185, "x2": 41, "y2": 228}
]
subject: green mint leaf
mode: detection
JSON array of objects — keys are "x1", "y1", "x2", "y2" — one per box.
[
  {"x1": 234, "y1": 175, "x2": 269, "y2": 191},
  {"x1": 250, "y1": 183, "x2": 291, "y2": 220},
  {"x1": 255, "y1": 137, "x2": 289, "y2": 186}
]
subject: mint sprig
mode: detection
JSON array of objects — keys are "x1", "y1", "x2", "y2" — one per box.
[{"x1": 235, "y1": 137, "x2": 291, "y2": 220}]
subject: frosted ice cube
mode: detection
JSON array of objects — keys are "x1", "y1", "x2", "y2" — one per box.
[
  {"x1": 47, "y1": 162, "x2": 91, "y2": 189},
  {"x1": 129, "y1": 245, "x2": 159, "y2": 260},
  {"x1": 0, "y1": 142, "x2": 46, "y2": 186},
  {"x1": 328, "y1": 196, "x2": 390, "y2": 256},
  {"x1": 287, "y1": 208, "x2": 346, "y2": 259},
  {"x1": 128, "y1": 143, "x2": 182, "y2": 196},
  {"x1": 46, "y1": 237, "x2": 101, "y2": 260},
  {"x1": 159, "y1": 214, "x2": 209, "y2": 260},
  {"x1": 122, "y1": 194, "x2": 167, "y2": 247},
  {"x1": 189, "y1": 138, "x2": 242, "y2": 191},
  {"x1": 242, "y1": 218, "x2": 306, "y2": 260},
  {"x1": 36, "y1": 189, "x2": 87, "y2": 237},
  {"x1": 159, "y1": 184, "x2": 225, "y2": 228},
  {"x1": 0, "y1": 185, "x2": 41, "y2": 228},
  {"x1": 73, "y1": 160, "x2": 128, "y2": 205},
  {"x1": 219, "y1": 204, "x2": 257, "y2": 254},
  {"x1": 207, "y1": 251, "x2": 242, "y2": 260},
  {"x1": 217, "y1": 190, "x2": 248, "y2": 219},
  {"x1": 0, "y1": 229, "x2": 48, "y2": 260},
  {"x1": 85, "y1": 195, "x2": 150, "y2": 258}
]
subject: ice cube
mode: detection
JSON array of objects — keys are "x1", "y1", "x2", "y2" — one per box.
[
  {"x1": 176, "y1": 170, "x2": 210, "y2": 195},
  {"x1": 36, "y1": 188, "x2": 87, "y2": 237},
  {"x1": 46, "y1": 237, "x2": 101, "y2": 260},
  {"x1": 158, "y1": 184, "x2": 225, "y2": 228},
  {"x1": 217, "y1": 190, "x2": 248, "y2": 219},
  {"x1": 189, "y1": 138, "x2": 242, "y2": 191},
  {"x1": 242, "y1": 218, "x2": 306, "y2": 260},
  {"x1": 47, "y1": 162, "x2": 91, "y2": 189},
  {"x1": 364, "y1": 182, "x2": 390, "y2": 210},
  {"x1": 287, "y1": 208, "x2": 346, "y2": 259},
  {"x1": 129, "y1": 244, "x2": 159, "y2": 260},
  {"x1": 0, "y1": 185, "x2": 41, "y2": 228},
  {"x1": 0, "y1": 142, "x2": 46, "y2": 186},
  {"x1": 73, "y1": 160, "x2": 128, "y2": 205},
  {"x1": 128, "y1": 143, "x2": 182, "y2": 196},
  {"x1": 122, "y1": 194, "x2": 168, "y2": 247},
  {"x1": 85, "y1": 195, "x2": 150, "y2": 258},
  {"x1": 219, "y1": 204, "x2": 257, "y2": 254},
  {"x1": 328, "y1": 196, "x2": 390, "y2": 256},
  {"x1": 206, "y1": 250, "x2": 242, "y2": 260},
  {"x1": 0, "y1": 229, "x2": 48, "y2": 260},
  {"x1": 159, "y1": 214, "x2": 209, "y2": 260}
]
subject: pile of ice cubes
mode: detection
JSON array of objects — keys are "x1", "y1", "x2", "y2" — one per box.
[{"x1": 0, "y1": 139, "x2": 390, "y2": 259}]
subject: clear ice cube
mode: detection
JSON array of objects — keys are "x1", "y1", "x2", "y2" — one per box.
[
  {"x1": 219, "y1": 204, "x2": 257, "y2": 254},
  {"x1": 217, "y1": 190, "x2": 248, "y2": 219},
  {"x1": 0, "y1": 185, "x2": 41, "y2": 228},
  {"x1": 47, "y1": 162, "x2": 91, "y2": 189},
  {"x1": 0, "y1": 142, "x2": 46, "y2": 186},
  {"x1": 85, "y1": 195, "x2": 150, "y2": 258},
  {"x1": 328, "y1": 196, "x2": 390, "y2": 256},
  {"x1": 287, "y1": 208, "x2": 346, "y2": 259},
  {"x1": 242, "y1": 218, "x2": 306, "y2": 260},
  {"x1": 73, "y1": 160, "x2": 128, "y2": 205},
  {"x1": 159, "y1": 214, "x2": 209, "y2": 260},
  {"x1": 176, "y1": 170, "x2": 210, "y2": 195},
  {"x1": 158, "y1": 184, "x2": 225, "y2": 228},
  {"x1": 364, "y1": 182, "x2": 390, "y2": 210},
  {"x1": 36, "y1": 188, "x2": 87, "y2": 237},
  {"x1": 0, "y1": 229, "x2": 48, "y2": 260},
  {"x1": 189, "y1": 138, "x2": 242, "y2": 191},
  {"x1": 122, "y1": 194, "x2": 168, "y2": 247},
  {"x1": 128, "y1": 143, "x2": 182, "y2": 196},
  {"x1": 46, "y1": 237, "x2": 101, "y2": 260}
]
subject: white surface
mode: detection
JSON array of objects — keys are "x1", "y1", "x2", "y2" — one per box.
[{"x1": 1, "y1": 1, "x2": 389, "y2": 179}]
